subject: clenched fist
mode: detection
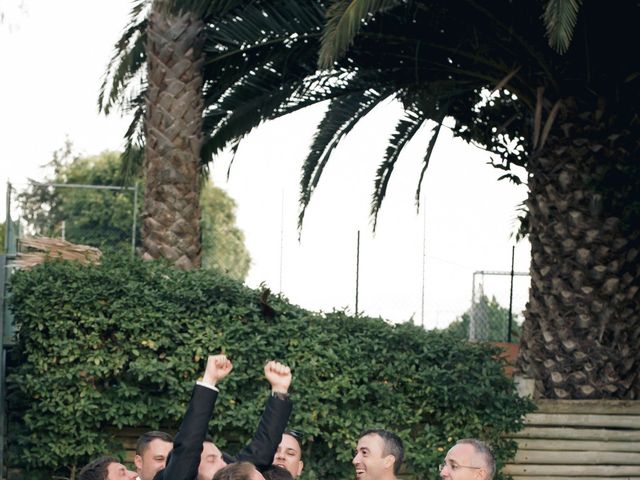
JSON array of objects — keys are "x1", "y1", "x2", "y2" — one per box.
[
  {"x1": 202, "y1": 354, "x2": 233, "y2": 386},
  {"x1": 264, "y1": 360, "x2": 292, "y2": 394}
]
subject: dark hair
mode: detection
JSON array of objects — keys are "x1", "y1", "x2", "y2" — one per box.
[
  {"x1": 263, "y1": 466, "x2": 295, "y2": 480},
  {"x1": 283, "y1": 429, "x2": 304, "y2": 450},
  {"x1": 213, "y1": 462, "x2": 258, "y2": 480},
  {"x1": 359, "y1": 429, "x2": 404, "y2": 475},
  {"x1": 136, "y1": 431, "x2": 173, "y2": 456},
  {"x1": 78, "y1": 456, "x2": 118, "y2": 480},
  {"x1": 456, "y1": 439, "x2": 496, "y2": 479}
]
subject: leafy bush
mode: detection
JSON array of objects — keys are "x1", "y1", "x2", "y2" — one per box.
[{"x1": 7, "y1": 256, "x2": 533, "y2": 479}]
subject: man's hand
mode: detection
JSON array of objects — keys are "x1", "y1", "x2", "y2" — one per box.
[
  {"x1": 202, "y1": 354, "x2": 233, "y2": 386},
  {"x1": 264, "y1": 360, "x2": 292, "y2": 394}
]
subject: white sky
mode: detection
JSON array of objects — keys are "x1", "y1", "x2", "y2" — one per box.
[{"x1": 0, "y1": 0, "x2": 531, "y2": 329}]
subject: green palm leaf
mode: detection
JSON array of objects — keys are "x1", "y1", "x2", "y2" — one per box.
[
  {"x1": 542, "y1": 0, "x2": 582, "y2": 54},
  {"x1": 319, "y1": 0, "x2": 403, "y2": 68},
  {"x1": 371, "y1": 108, "x2": 425, "y2": 228}
]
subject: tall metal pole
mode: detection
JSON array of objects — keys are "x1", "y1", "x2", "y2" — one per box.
[
  {"x1": 279, "y1": 190, "x2": 284, "y2": 293},
  {"x1": 421, "y1": 203, "x2": 427, "y2": 328},
  {"x1": 355, "y1": 230, "x2": 360, "y2": 316},
  {"x1": 507, "y1": 245, "x2": 515, "y2": 342},
  {"x1": 470, "y1": 272, "x2": 476, "y2": 340},
  {"x1": 4, "y1": 182, "x2": 11, "y2": 253}
]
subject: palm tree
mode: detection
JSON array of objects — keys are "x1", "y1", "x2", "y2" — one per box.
[
  {"x1": 104, "y1": 0, "x2": 640, "y2": 398},
  {"x1": 101, "y1": 0, "x2": 207, "y2": 269}
]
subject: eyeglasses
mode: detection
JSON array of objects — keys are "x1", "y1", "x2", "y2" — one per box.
[{"x1": 438, "y1": 462, "x2": 482, "y2": 473}]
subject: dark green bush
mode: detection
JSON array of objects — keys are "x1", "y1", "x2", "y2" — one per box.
[{"x1": 7, "y1": 256, "x2": 533, "y2": 479}]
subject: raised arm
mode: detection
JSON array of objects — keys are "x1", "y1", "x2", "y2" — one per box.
[
  {"x1": 155, "y1": 354, "x2": 232, "y2": 480},
  {"x1": 234, "y1": 361, "x2": 293, "y2": 471}
]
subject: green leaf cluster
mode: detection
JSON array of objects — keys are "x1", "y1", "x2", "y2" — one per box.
[{"x1": 7, "y1": 256, "x2": 533, "y2": 479}]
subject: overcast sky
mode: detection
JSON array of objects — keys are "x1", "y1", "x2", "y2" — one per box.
[{"x1": 1, "y1": 0, "x2": 531, "y2": 329}]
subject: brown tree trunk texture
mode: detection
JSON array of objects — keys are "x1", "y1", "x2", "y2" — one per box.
[
  {"x1": 517, "y1": 98, "x2": 640, "y2": 399},
  {"x1": 141, "y1": 1, "x2": 204, "y2": 270}
]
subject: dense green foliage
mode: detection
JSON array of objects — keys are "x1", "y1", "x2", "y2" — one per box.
[
  {"x1": 17, "y1": 144, "x2": 250, "y2": 279},
  {"x1": 17, "y1": 144, "x2": 137, "y2": 252},
  {"x1": 8, "y1": 257, "x2": 532, "y2": 479},
  {"x1": 446, "y1": 295, "x2": 522, "y2": 343}
]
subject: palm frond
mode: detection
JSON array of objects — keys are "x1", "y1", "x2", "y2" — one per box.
[
  {"x1": 318, "y1": 0, "x2": 402, "y2": 69},
  {"x1": 415, "y1": 117, "x2": 444, "y2": 211},
  {"x1": 370, "y1": 109, "x2": 425, "y2": 229},
  {"x1": 543, "y1": 0, "x2": 582, "y2": 54},
  {"x1": 298, "y1": 88, "x2": 392, "y2": 228},
  {"x1": 98, "y1": 0, "x2": 149, "y2": 114}
]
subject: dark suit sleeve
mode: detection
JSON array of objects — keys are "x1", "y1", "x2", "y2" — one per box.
[
  {"x1": 234, "y1": 394, "x2": 293, "y2": 471},
  {"x1": 154, "y1": 385, "x2": 218, "y2": 480}
]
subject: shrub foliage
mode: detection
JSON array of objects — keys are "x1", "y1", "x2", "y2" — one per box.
[{"x1": 7, "y1": 257, "x2": 533, "y2": 479}]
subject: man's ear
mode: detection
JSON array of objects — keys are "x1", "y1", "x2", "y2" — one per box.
[
  {"x1": 383, "y1": 455, "x2": 396, "y2": 471},
  {"x1": 134, "y1": 454, "x2": 143, "y2": 471},
  {"x1": 297, "y1": 460, "x2": 304, "y2": 477}
]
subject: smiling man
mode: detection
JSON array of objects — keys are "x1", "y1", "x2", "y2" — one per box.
[
  {"x1": 134, "y1": 431, "x2": 174, "y2": 480},
  {"x1": 439, "y1": 439, "x2": 495, "y2": 480},
  {"x1": 79, "y1": 456, "x2": 137, "y2": 480},
  {"x1": 352, "y1": 429, "x2": 404, "y2": 480},
  {"x1": 272, "y1": 430, "x2": 304, "y2": 478}
]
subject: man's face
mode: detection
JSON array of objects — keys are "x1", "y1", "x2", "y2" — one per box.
[
  {"x1": 352, "y1": 433, "x2": 393, "y2": 480},
  {"x1": 106, "y1": 462, "x2": 138, "y2": 480},
  {"x1": 134, "y1": 439, "x2": 173, "y2": 480},
  {"x1": 198, "y1": 441, "x2": 227, "y2": 480},
  {"x1": 273, "y1": 433, "x2": 304, "y2": 478},
  {"x1": 439, "y1": 443, "x2": 486, "y2": 480}
]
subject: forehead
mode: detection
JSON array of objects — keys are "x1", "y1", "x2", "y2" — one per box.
[
  {"x1": 107, "y1": 462, "x2": 126, "y2": 475},
  {"x1": 446, "y1": 443, "x2": 478, "y2": 464},
  {"x1": 356, "y1": 433, "x2": 385, "y2": 453},
  {"x1": 202, "y1": 441, "x2": 222, "y2": 456},
  {"x1": 145, "y1": 438, "x2": 172, "y2": 455},
  {"x1": 280, "y1": 434, "x2": 301, "y2": 452}
]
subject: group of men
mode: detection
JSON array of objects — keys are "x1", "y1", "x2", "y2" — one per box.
[{"x1": 78, "y1": 355, "x2": 495, "y2": 480}]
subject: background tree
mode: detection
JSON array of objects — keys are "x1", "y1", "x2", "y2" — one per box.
[
  {"x1": 104, "y1": 1, "x2": 640, "y2": 398},
  {"x1": 200, "y1": 180, "x2": 250, "y2": 281},
  {"x1": 446, "y1": 294, "x2": 522, "y2": 343},
  {"x1": 17, "y1": 144, "x2": 251, "y2": 279}
]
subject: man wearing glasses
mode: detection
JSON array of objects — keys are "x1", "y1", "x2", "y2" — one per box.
[
  {"x1": 272, "y1": 430, "x2": 305, "y2": 478},
  {"x1": 439, "y1": 439, "x2": 495, "y2": 480}
]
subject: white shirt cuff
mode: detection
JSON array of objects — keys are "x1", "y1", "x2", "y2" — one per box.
[{"x1": 196, "y1": 380, "x2": 219, "y2": 392}]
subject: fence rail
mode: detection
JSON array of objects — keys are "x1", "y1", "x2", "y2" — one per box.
[{"x1": 506, "y1": 400, "x2": 640, "y2": 479}]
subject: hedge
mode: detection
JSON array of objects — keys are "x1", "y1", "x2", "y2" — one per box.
[{"x1": 7, "y1": 255, "x2": 533, "y2": 479}]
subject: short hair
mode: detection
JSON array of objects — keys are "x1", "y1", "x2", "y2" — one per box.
[
  {"x1": 263, "y1": 466, "x2": 294, "y2": 480},
  {"x1": 213, "y1": 462, "x2": 258, "y2": 480},
  {"x1": 456, "y1": 439, "x2": 496, "y2": 479},
  {"x1": 359, "y1": 429, "x2": 404, "y2": 475},
  {"x1": 79, "y1": 456, "x2": 118, "y2": 480},
  {"x1": 284, "y1": 429, "x2": 304, "y2": 449},
  {"x1": 136, "y1": 431, "x2": 173, "y2": 456}
]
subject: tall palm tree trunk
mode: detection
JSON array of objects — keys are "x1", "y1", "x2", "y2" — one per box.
[
  {"x1": 518, "y1": 98, "x2": 640, "y2": 399},
  {"x1": 140, "y1": 0, "x2": 204, "y2": 269}
]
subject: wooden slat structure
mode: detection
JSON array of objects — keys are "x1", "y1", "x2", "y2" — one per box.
[{"x1": 505, "y1": 400, "x2": 640, "y2": 479}]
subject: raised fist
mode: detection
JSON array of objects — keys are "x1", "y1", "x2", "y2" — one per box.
[
  {"x1": 264, "y1": 360, "x2": 292, "y2": 394},
  {"x1": 203, "y1": 354, "x2": 233, "y2": 386}
]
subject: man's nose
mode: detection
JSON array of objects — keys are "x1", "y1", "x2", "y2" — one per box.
[
  {"x1": 352, "y1": 453, "x2": 359, "y2": 465},
  {"x1": 126, "y1": 469, "x2": 138, "y2": 480}
]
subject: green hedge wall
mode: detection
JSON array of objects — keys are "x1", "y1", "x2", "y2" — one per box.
[{"x1": 7, "y1": 256, "x2": 533, "y2": 479}]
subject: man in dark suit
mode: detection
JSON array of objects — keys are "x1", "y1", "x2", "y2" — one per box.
[{"x1": 155, "y1": 354, "x2": 292, "y2": 480}]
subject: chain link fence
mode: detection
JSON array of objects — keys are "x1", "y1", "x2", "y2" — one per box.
[
  {"x1": 469, "y1": 270, "x2": 530, "y2": 342},
  {"x1": 4, "y1": 181, "x2": 139, "y2": 256}
]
